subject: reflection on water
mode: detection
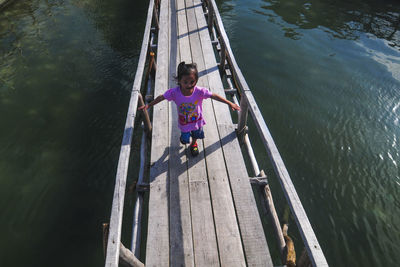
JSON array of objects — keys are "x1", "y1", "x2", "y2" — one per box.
[
  {"x1": 0, "y1": 0, "x2": 146, "y2": 266},
  {"x1": 257, "y1": 0, "x2": 400, "y2": 49},
  {"x1": 218, "y1": 0, "x2": 400, "y2": 266}
]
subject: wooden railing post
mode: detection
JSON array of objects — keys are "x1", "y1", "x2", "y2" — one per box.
[
  {"x1": 153, "y1": 1, "x2": 159, "y2": 30},
  {"x1": 144, "y1": 52, "x2": 156, "y2": 91},
  {"x1": 237, "y1": 94, "x2": 248, "y2": 143},
  {"x1": 138, "y1": 93, "x2": 152, "y2": 137},
  {"x1": 219, "y1": 39, "x2": 226, "y2": 73},
  {"x1": 207, "y1": 0, "x2": 214, "y2": 31}
]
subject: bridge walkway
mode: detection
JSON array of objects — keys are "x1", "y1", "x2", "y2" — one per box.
[{"x1": 145, "y1": 0, "x2": 273, "y2": 266}]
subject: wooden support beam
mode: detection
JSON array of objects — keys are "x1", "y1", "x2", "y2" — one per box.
[
  {"x1": 253, "y1": 169, "x2": 286, "y2": 261},
  {"x1": 207, "y1": 0, "x2": 213, "y2": 31},
  {"x1": 145, "y1": 0, "x2": 170, "y2": 264},
  {"x1": 153, "y1": 4, "x2": 159, "y2": 30},
  {"x1": 103, "y1": 223, "x2": 145, "y2": 267},
  {"x1": 105, "y1": 1, "x2": 156, "y2": 265},
  {"x1": 237, "y1": 95, "x2": 249, "y2": 144},
  {"x1": 249, "y1": 176, "x2": 268, "y2": 186},
  {"x1": 219, "y1": 41, "x2": 226, "y2": 73},
  {"x1": 224, "y1": 88, "x2": 237, "y2": 95},
  {"x1": 264, "y1": 184, "x2": 286, "y2": 255},
  {"x1": 244, "y1": 133, "x2": 260, "y2": 176},
  {"x1": 138, "y1": 94, "x2": 152, "y2": 136}
]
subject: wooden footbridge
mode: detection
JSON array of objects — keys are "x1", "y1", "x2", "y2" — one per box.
[{"x1": 104, "y1": 0, "x2": 328, "y2": 266}]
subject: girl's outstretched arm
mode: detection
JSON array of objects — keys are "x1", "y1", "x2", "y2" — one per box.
[
  {"x1": 211, "y1": 93, "x2": 240, "y2": 111},
  {"x1": 138, "y1": 95, "x2": 166, "y2": 110}
]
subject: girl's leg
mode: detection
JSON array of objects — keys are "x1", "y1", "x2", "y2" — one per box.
[
  {"x1": 190, "y1": 138, "x2": 197, "y2": 146},
  {"x1": 189, "y1": 128, "x2": 202, "y2": 156},
  {"x1": 180, "y1": 131, "x2": 191, "y2": 144}
]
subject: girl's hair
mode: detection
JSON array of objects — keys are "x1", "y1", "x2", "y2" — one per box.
[{"x1": 176, "y1": 61, "x2": 198, "y2": 82}]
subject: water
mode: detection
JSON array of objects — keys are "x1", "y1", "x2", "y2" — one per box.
[
  {"x1": 0, "y1": 0, "x2": 399, "y2": 266},
  {"x1": 0, "y1": 0, "x2": 147, "y2": 265},
  {"x1": 217, "y1": 0, "x2": 400, "y2": 266}
]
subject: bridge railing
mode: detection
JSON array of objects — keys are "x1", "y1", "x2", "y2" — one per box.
[
  {"x1": 104, "y1": 0, "x2": 159, "y2": 266},
  {"x1": 203, "y1": 0, "x2": 329, "y2": 266}
]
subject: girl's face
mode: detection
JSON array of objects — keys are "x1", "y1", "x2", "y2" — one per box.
[{"x1": 179, "y1": 73, "x2": 197, "y2": 90}]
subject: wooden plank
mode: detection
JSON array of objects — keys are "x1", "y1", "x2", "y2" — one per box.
[
  {"x1": 218, "y1": 124, "x2": 274, "y2": 267},
  {"x1": 193, "y1": 1, "x2": 275, "y2": 266},
  {"x1": 146, "y1": 0, "x2": 170, "y2": 265},
  {"x1": 169, "y1": 105, "x2": 195, "y2": 266},
  {"x1": 105, "y1": 0, "x2": 156, "y2": 266},
  {"x1": 168, "y1": 0, "x2": 195, "y2": 265},
  {"x1": 192, "y1": 0, "x2": 232, "y2": 124},
  {"x1": 187, "y1": 1, "x2": 247, "y2": 266},
  {"x1": 182, "y1": 1, "x2": 220, "y2": 266},
  {"x1": 177, "y1": 0, "x2": 192, "y2": 62}
]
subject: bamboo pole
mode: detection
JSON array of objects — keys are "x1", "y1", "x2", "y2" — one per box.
[
  {"x1": 237, "y1": 94, "x2": 249, "y2": 143},
  {"x1": 244, "y1": 133, "x2": 260, "y2": 176},
  {"x1": 260, "y1": 171, "x2": 286, "y2": 256},
  {"x1": 138, "y1": 94, "x2": 152, "y2": 136},
  {"x1": 144, "y1": 52, "x2": 156, "y2": 93},
  {"x1": 130, "y1": 129, "x2": 147, "y2": 256},
  {"x1": 105, "y1": 1, "x2": 156, "y2": 265}
]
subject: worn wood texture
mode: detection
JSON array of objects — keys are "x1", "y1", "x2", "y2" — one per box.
[
  {"x1": 105, "y1": 1, "x2": 155, "y2": 266},
  {"x1": 218, "y1": 124, "x2": 274, "y2": 267},
  {"x1": 169, "y1": 0, "x2": 195, "y2": 265},
  {"x1": 145, "y1": 0, "x2": 170, "y2": 265},
  {"x1": 177, "y1": 0, "x2": 191, "y2": 62},
  {"x1": 188, "y1": 1, "x2": 253, "y2": 266},
  {"x1": 194, "y1": 0, "x2": 274, "y2": 266},
  {"x1": 143, "y1": 0, "x2": 325, "y2": 266},
  {"x1": 180, "y1": 0, "x2": 221, "y2": 266}
]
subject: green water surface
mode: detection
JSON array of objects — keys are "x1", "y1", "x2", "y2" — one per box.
[
  {"x1": 218, "y1": 0, "x2": 400, "y2": 266},
  {"x1": 1, "y1": 0, "x2": 399, "y2": 266},
  {"x1": 1, "y1": 0, "x2": 146, "y2": 265}
]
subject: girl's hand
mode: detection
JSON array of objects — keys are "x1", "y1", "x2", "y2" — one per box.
[
  {"x1": 138, "y1": 104, "x2": 149, "y2": 110},
  {"x1": 230, "y1": 102, "x2": 240, "y2": 111}
]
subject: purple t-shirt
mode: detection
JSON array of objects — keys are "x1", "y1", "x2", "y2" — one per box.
[{"x1": 163, "y1": 86, "x2": 213, "y2": 132}]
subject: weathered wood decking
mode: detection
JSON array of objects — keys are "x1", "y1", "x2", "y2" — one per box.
[
  {"x1": 105, "y1": 0, "x2": 329, "y2": 266},
  {"x1": 145, "y1": 0, "x2": 273, "y2": 266}
]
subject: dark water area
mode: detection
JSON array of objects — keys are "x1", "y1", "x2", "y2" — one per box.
[
  {"x1": 0, "y1": 0, "x2": 146, "y2": 265},
  {"x1": 0, "y1": 0, "x2": 399, "y2": 266},
  {"x1": 217, "y1": 0, "x2": 400, "y2": 266}
]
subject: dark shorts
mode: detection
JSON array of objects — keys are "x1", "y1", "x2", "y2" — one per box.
[{"x1": 180, "y1": 127, "x2": 205, "y2": 144}]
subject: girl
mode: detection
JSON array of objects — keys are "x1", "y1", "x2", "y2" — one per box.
[{"x1": 139, "y1": 62, "x2": 240, "y2": 156}]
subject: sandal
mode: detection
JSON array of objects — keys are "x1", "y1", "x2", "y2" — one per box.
[{"x1": 190, "y1": 142, "x2": 199, "y2": 156}]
